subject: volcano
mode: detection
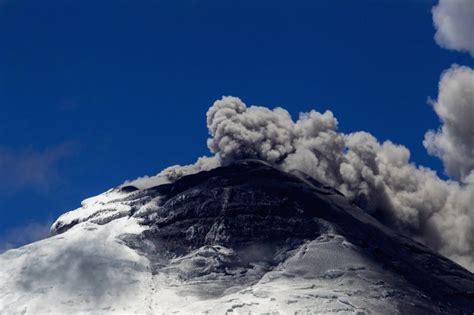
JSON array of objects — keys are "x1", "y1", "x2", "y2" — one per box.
[{"x1": 1, "y1": 160, "x2": 473, "y2": 314}]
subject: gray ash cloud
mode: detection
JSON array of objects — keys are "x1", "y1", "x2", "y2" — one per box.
[{"x1": 163, "y1": 66, "x2": 474, "y2": 271}]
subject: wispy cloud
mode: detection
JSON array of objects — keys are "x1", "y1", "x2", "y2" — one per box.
[
  {"x1": 0, "y1": 220, "x2": 53, "y2": 253},
  {"x1": 0, "y1": 142, "x2": 76, "y2": 194}
]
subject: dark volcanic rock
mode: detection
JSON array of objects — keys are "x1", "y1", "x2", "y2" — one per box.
[
  {"x1": 115, "y1": 160, "x2": 474, "y2": 313},
  {"x1": 48, "y1": 160, "x2": 474, "y2": 314}
]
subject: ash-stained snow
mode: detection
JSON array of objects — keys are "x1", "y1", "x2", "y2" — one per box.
[{"x1": 1, "y1": 160, "x2": 474, "y2": 314}]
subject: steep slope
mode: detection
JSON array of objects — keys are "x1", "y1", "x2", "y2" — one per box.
[{"x1": 1, "y1": 160, "x2": 473, "y2": 314}]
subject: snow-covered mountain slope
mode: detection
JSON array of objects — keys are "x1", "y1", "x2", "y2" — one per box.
[{"x1": 1, "y1": 160, "x2": 473, "y2": 314}]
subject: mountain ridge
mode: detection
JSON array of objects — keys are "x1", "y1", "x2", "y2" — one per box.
[{"x1": 1, "y1": 160, "x2": 473, "y2": 314}]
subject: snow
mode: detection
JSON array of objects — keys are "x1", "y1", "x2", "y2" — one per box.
[
  {"x1": 50, "y1": 188, "x2": 143, "y2": 235},
  {"x1": 0, "y1": 222, "x2": 452, "y2": 314},
  {"x1": 138, "y1": 233, "x2": 445, "y2": 314},
  {"x1": 1, "y1": 161, "x2": 473, "y2": 314},
  {"x1": 0, "y1": 217, "x2": 151, "y2": 314}
]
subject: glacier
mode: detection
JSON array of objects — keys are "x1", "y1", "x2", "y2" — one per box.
[{"x1": 1, "y1": 160, "x2": 473, "y2": 314}]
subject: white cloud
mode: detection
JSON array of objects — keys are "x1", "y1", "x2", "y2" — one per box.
[
  {"x1": 432, "y1": 0, "x2": 474, "y2": 56},
  {"x1": 424, "y1": 65, "x2": 474, "y2": 180}
]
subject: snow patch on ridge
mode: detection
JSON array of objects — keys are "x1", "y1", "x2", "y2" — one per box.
[{"x1": 50, "y1": 189, "x2": 135, "y2": 235}]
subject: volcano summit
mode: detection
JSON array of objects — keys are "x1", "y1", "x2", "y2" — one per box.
[{"x1": 0, "y1": 160, "x2": 473, "y2": 314}]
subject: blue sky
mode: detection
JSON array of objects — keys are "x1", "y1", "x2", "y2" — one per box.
[{"x1": 1, "y1": 0, "x2": 473, "y2": 249}]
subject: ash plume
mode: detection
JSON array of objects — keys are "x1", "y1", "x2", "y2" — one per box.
[{"x1": 156, "y1": 66, "x2": 474, "y2": 271}]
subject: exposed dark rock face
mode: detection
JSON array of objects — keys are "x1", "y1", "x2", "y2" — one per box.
[
  {"x1": 52, "y1": 160, "x2": 474, "y2": 313},
  {"x1": 103, "y1": 160, "x2": 473, "y2": 313}
]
